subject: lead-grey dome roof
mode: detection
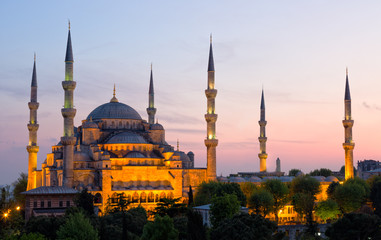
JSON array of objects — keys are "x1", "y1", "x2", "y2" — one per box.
[
  {"x1": 107, "y1": 132, "x2": 147, "y2": 144},
  {"x1": 87, "y1": 102, "x2": 142, "y2": 120}
]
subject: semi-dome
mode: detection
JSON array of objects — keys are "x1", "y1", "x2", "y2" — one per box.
[
  {"x1": 125, "y1": 151, "x2": 146, "y2": 158},
  {"x1": 87, "y1": 101, "x2": 142, "y2": 120},
  {"x1": 107, "y1": 132, "x2": 147, "y2": 144},
  {"x1": 150, "y1": 123, "x2": 164, "y2": 130},
  {"x1": 83, "y1": 121, "x2": 98, "y2": 129}
]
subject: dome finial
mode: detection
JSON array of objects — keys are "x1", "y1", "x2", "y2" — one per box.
[
  {"x1": 110, "y1": 84, "x2": 119, "y2": 102},
  {"x1": 68, "y1": 19, "x2": 71, "y2": 30}
]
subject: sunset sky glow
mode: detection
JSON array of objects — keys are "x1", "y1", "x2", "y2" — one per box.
[{"x1": 2, "y1": 1, "x2": 381, "y2": 184}]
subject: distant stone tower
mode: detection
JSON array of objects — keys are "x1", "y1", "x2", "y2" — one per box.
[
  {"x1": 258, "y1": 89, "x2": 268, "y2": 172},
  {"x1": 205, "y1": 36, "x2": 218, "y2": 181},
  {"x1": 27, "y1": 54, "x2": 39, "y2": 191},
  {"x1": 343, "y1": 68, "x2": 354, "y2": 180},
  {"x1": 147, "y1": 64, "x2": 156, "y2": 124},
  {"x1": 276, "y1": 157, "x2": 281, "y2": 172},
  {"x1": 61, "y1": 24, "x2": 77, "y2": 188}
]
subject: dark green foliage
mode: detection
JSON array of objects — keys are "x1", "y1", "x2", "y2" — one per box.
[
  {"x1": 173, "y1": 216, "x2": 187, "y2": 240},
  {"x1": 74, "y1": 189, "x2": 95, "y2": 216},
  {"x1": 325, "y1": 213, "x2": 381, "y2": 240},
  {"x1": 25, "y1": 216, "x2": 65, "y2": 240},
  {"x1": 370, "y1": 178, "x2": 381, "y2": 217},
  {"x1": 210, "y1": 213, "x2": 277, "y2": 240},
  {"x1": 315, "y1": 199, "x2": 340, "y2": 221},
  {"x1": 194, "y1": 182, "x2": 246, "y2": 206},
  {"x1": 263, "y1": 179, "x2": 289, "y2": 223},
  {"x1": 326, "y1": 181, "x2": 340, "y2": 199},
  {"x1": 248, "y1": 189, "x2": 273, "y2": 217},
  {"x1": 56, "y1": 212, "x2": 98, "y2": 240},
  {"x1": 290, "y1": 176, "x2": 320, "y2": 231},
  {"x1": 19, "y1": 232, "x2": 47, "y2": 240},
  {"x1": 12, "y1": 173, "x2": 27, "y2": 208},
  {"x1": 289, "y1": 169, "x2": 302, "y2": 176},
  {"x1": 188, "y1": 186, "x2": 193, "y2": 207},
  {"x1": 334, "y1": 178, "x2": 369, "y2": 214},
  {"x1": 240, "y1": 182, "x2": 257, "y2": 202},
  {"x1": 141, "y1": 215, "x2": 178, "y2": 240},
  {"x1": 210, "y1": 193, "x2": 240, "y2": 227},
  {"x1": 309, "y1": 168, "x2": 332, "y2": 177},
  {"x1": 151, "y1": 197, "x2": 187, "y2": 218},
  {"x1": 99, "y1": 206, "x2": 147, "y2": 240},
  {"x1": 186, "y1": 209, "x2": 206, "y2": 240}
]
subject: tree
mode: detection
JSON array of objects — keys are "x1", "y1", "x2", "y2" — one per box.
[
  {"x1": 290, "y1": 176, "x2": 320, "y2": 232},
  {"x1": 141, "y1": 215, "x2": 178, "y2": 240},
  {"x1": 240, "y1": 182, "x2": 257, "y2": 202},
  {"x1": 188, "y1": 186, "x2": 193, "y2": 207},
  {"x1": 334, "y1": 179, "x2": 368, "y2": 214},
  {"x1": 289, "y1": 169, "x2": 301, "y2": 176},
  {"x1": 326, "y1": 181, "x2": 340, "y2": 199},
  {"x1": 74, "y1": 189, "x2": 95, "y2": 216},
  {"x1": 25, "y1": 216, "x2": 65, "y2": 240},
  {"x1": 12, "y1": 173, "x2": 27, "y2": 208},
  {"x1": 369, "y1": 176, "x2": 381, "y2": 217},
  {"x1": 263, "y1": 179, "x2": 289, "y2": 223},
  {"x1": 19, "y1": 233, "x2": 47, "y2": 240},
  {"x1": 151, "y1": 197, "x2": 187, "y2": 218},
  {"x1": 194, "y1": 182, "x2": 246, "y2": 206},
  {"x1": 210, "y1": 213, "x2": 277, "y2": 240},
  {"x1": 186, "y1": 209, "x2": 206, "y2": 240},
  {"x1": 309, "y1": 168, "x2": 332, "y2": 177},
  {"x1": 315, "y1": 199, "x2": 340, "y2": 222},
  {"x1": 248, "y1": 189, "x2": 273, "y2": 217},
  {"x1": 210, "y1": 193, "x2": 240, "y2": 228},
  {"x1": 325, "y1": 213, "x2": 381, "y2": 240},
  {"x1": 56, "y1": 212, "x2": 98, "y2": 240}
]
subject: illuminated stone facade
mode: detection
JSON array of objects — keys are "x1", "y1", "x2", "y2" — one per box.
[{"x1": 26, "y1": 28, "x2": 213, "y2": 213}]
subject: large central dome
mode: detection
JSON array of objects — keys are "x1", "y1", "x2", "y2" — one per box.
[{"x1": 86, "y1": 101, "x2": 142, "y2": 120}]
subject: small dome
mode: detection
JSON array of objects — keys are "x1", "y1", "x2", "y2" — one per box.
[
  {"x1": 230, "y1": 177, "x2": 246, "y2": 183},
  {"x1": 74, "y1": 152, "x2": 91, "y2": 162},
  {"x1": 87, "y1": 102, "x2": 142, "y2": 120},
  {"x1": 311, "y1": 176, "x2": 325, "y2": 182},
  {"x1": 187, "y1": 151, "x2": 194, "y2": 156},
  {"x1": 125, "y1": 151, "x2": 146, "y2": 158},
  {"x1": 150, "y1": 123, "x2": 164, "y2": 130},
  {"x1": 325, "y1": 176, "x2": 339, "y2": 182},
  {"x1": 249, "y1": 176, "x2": 262, "y2": 182},
  {"x1": 107, "y1": 132, "x2": 147, "y2": 144},
  {"x1": 263, "y1": 176, "x2": 278, "y2": 181},
  {"x1": 217, "y1": 177, "x2": 229, "y2": 183},
  {"x1": 83, "y1": 121, "x2": 98, "y2": 129},
  {"x1": 279, "y1": 176, "x2": 294, "y2": 182}
]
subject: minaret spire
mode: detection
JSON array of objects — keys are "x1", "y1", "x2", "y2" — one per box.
[
  {"x1": 27, "y1": 54, "x2": 40, "y2": 190},
  {"x1": 110, "y1": 84, "x2": 118, "y2": 102},
  {"x1": 258, "y1": 88, "x2": 268, "y2": 172},
  {"x1": 61, "y1": 25, "x2": 77, "y2": 188},
  {"x1": 205, "y1": 36, "x2": 218, "y2": 181},
  {"x1": 147, "y1": 63, "x2": 156, "y2": 124},
  {"x1": 343, "y1": 68, "x2": 354, "y2": 180}
]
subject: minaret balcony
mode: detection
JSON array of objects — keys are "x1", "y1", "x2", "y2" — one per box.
[
  {"x1": 258, "y1": 137, "x2": 267, "y2": 142},
  {"x1": 28, "y1": 102, "x2": 39, "y2": 110},
  {"x1": 27, "y1": 123, "x2": 39, "y2": 131},
  {"x1": 204, "y1": 139, "x2": 218, "y2": 147},
  {"x1": 342, "y1": 120, "x2": 354, "y2": 128},
  {"x1": 342, "y1": 142, "x2": 355, "y2": 150},
  {"x1": 258, "y1": 153, "x2": 268, "y2": 159},
  {"x1": 205, "y1": 114, "x2": 217, "y2": 123},
  {"x1": 61, "y1": 136, "x2": 77, "y2": 145},
  {"x1": 205, "y1": 89, "x2": 217, "y2": 98},
  {"x1": 146, "y1": 107, "x2": 157, "y2": 115},
  {"x1": 62, "y1": 81, "x2": 76, "y2": 90},
  {"x1": 258, "y1": 120, "x2": 267, "y2": 126},
  {"x1": 61, "y1": 108, "x2": 77, "y2": 118},
  {"x1": 26, "y1": 145, "x2": 39, "y2": 153}
]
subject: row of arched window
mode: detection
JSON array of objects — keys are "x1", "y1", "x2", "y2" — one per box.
[
  {"x1": 102, "y1": 121, "x2": 142, "y2": 130},
  {"x1": 96, "y1": 192, "x2": 174, "y2": 204}
]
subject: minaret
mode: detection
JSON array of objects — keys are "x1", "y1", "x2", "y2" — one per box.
[
  {"x1": 276, "y1": 157, "x2": 281, "y2": 173},
  {"x1": 27, "y1": 54, "x2": 39, "y2": 191},
  {"x1": 61, "y1": 23, "x2": 77, "y2": 188},
  {"x1": 147, "y1": 64, "x2": 156, "y2": 124},
  {"x1": 205, "y1": 35, "x2": 218, "y2": 181},
  {"x1": 343, "y1": 68, "x2": 354, "y2": 180},
  {"x1": 258, "y1": 89, "x2": 268, "y2": 172}
]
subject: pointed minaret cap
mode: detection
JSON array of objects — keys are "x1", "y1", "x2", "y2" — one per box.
[
  {"x1": 260, "y1": 88, "x2": 265, "y2": 109},
  {"x1": 31, "y1": 53, "x2": 37, "y2": 87},
  {"x1": 110, "y1": 84, "x2": 119, "y2": 102},
  {"x1": 345, "y1": 67, "x2": 351, "y2": 100},
  {"x1": 208, "y1": 34, "x2": 215, "y2": 72},
  {"x1": 149, "y1": 63, "x2": 154, "y2": 94},
  {"x1": 65, "y1": 21, "x2": 74, "y2": 62}
]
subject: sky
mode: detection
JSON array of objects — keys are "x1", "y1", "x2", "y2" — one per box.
[{"x1": 1, "y1": 1, "x2": 381, "y2": 185}]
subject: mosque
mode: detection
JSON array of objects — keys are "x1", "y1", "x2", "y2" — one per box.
[{"x1": 24, "y1": 27, "x2": 218, "y2": 217}]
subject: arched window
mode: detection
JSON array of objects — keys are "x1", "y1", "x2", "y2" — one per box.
[
  {"x1": 160, "y1": 192, "x2": 166, "y2": 201},
  {"x1": 127, "y1": 194, "x2": 132, "y2": 202},
  {"x1": 94, "y1": 193, "x2": 102, "y2": 203},
  {"x1": 155, "y1": 194, "x2": 159, "y2": 202},
  {"x1": 168, "y1": 192, "x2": 174, "y2": 200},
  {"x1": 132, "y1": 192, "x2": 139, "y2": 203},
  {"x1": 140, "y1": 192, "x2": 147, "y2": 203},
  {"x1": 119, "y1": 121, "x2": 123, "y2": 128},
  {"x1": 148, "y1": 192, "x2": 154, "y2": 203},
  {"x1": 111, "y1": 193, "x2": 118, "y2": 203}
]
